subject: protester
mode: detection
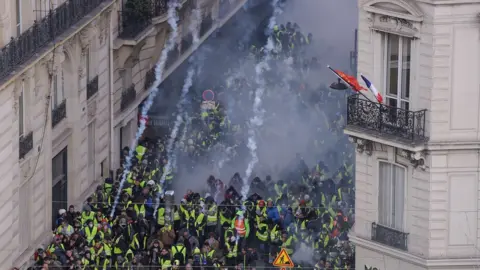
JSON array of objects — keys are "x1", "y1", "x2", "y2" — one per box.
[{"x1": 28, "y1": 18, "x2": 355, "y2": 270}]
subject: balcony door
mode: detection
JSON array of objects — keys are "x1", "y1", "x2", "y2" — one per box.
[
  {"x1": 383, "y1": 33, "x2": 411, "y2": 111},
  {"x1": 52, "y1": 147, "x2": 68, "y2": 229}
]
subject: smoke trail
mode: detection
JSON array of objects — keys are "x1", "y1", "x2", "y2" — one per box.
[
  {"x1": 172, "y1": 111, "x2": 189, "y2": 167},
  {"x1": 241, "y1": 0, "x2": 281, "y2": 199},
  {"x1": 153, "y1": 7, "x2": 203, "y2": 216},
  {"x1": 109, "y1": 0, "x2": 180, "y2": 217},
  {"x1": 159, "y1": 68, "x2": 194, "y2": 184}
]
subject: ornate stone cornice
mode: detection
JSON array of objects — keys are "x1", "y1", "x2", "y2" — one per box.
[
  {"x1": 349, "y1": 136, "x2": 373, "y2": 156},
  {"x1": 398, "y1": 149, "x2": 427, "y2": 170}
]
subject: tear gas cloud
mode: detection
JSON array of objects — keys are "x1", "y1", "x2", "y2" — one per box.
[{"x1": 156, "y1": 0, "x2": 358, "y2": 197}]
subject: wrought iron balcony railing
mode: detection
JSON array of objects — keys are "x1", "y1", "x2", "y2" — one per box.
[
  {"x1": 144, "y1": 66, "x2": 156, "y2": 90},
  {"x1": 118, "y1": 0, "x2": 168, "y2": 39},
  {"x1": 346, "y1": 94, "x2": 427, "y2": 143},
  {"x1": 200, "y1": 14, "x2": 214, "y2": 37},
  {"x1": 371, "y1": 223, "x2": 408, "y2": 251},
  {"x1": 19, "y1": 132, "x2": 34, "y2": 159},
  {"x1": 0, "y1": 0, "x2": 109, "y2": 82},
  {"x1": 121, "y1": 84, "x2": 137, "y2": 111},
  {"x1": 86, "y1": 75, "x2": 99, "y2": 100},
  {"x1": 52, "y1": 100, "x2": 67, "y2": 128}
]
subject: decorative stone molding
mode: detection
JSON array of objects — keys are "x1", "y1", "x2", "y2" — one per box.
[
  {"x1": 349, "y1": 136, "x2": 373, "y2": 156},
  {"x1": 78, "y1": 66, "x2": 86, "y2": 79},
  {"x1": 398, "y1": 149, "x2": 427, "y2": 170},
  {"x1": 363, "y1": 0, "x2": 423, "y2": 38}
]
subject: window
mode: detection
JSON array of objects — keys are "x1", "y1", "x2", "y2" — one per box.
[
  {"x1": 378, "y1": 161, "x2": 405, "y2": 230},
  {"x1": 101, "y1": 158, "x2": 109, "y2": 178},
  {"x1": 383, "y1": 33, "x2": 411, "y2": 111},
  {"x1": 19, "y1": 81, "x2": 25, "y2": 137},
  {"x1": 36, "y1": 0, "x2": 50, "y2": 20},
  {"x1": 51, "y1": 71, "x2": 65, "y2": 109},
  {"x1": 16, "y1": 0, "x2": 22, "y2": 36},
  {"x1": 52, "y1": 148, "x2": 68, "y2": 229}
]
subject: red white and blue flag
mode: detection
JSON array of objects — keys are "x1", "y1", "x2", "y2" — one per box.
[{"x1": 360, "y1": 74, "x2": 383, "y2": 103}]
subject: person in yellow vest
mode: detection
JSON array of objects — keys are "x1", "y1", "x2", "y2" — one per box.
[
  {"x1": 81, "y1": 205, "x2": 96, "y2": 225},
  {"x1": 224, "y1": 236, "x2": 238, "y2": 267},
  {"x1": 135, "y1": 144, "x2": 146, "y2": 161},
  {"x1": 82, "y1": 219, "x2": 98, "y2": 246},
  {"x1": 171, "y1": 238, "x2": 187, "y2": 265},
  {"x1": 280, "y1": 232, "x2": 294, "y2": 255},
  {"x1": 130, "y1": 229, "x2": 148, "y2": 252},
  {"x1": 205, "y1": 196, "x2": 218, "y2": 234}
]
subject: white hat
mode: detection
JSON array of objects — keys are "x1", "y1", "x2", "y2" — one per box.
[
  {"x1": 147, "y1": 180, "x2": 155, "y2": 186},
  {"x1": 59, "y1": 209, "x2": 66, "y2": 215}
]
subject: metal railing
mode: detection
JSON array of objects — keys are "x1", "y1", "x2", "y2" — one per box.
[
  {"x1": 346, "y1": 94, "x2": 427, "y2": 142},
  {"x1": 121, "y1": 84, "x2": 137, "y2": 111},
  {"x1": 86, "y1": 75, "x2": 99, "y2": 100},
  {"x1": 19, "y1": 132, "x2": 34, "y2": 159},
  {"x1": 371, "y1": 223, "x2": 408, "y2": 251},
  {"x1": 0, "y1": 0, "x2": 109, "y2": 82},
  {"x1": 52, "y1": 100, "x2": 67, "y2": 127},
  {"x1": 118, "y1": 0, "x2": 168, "y2": 39}
]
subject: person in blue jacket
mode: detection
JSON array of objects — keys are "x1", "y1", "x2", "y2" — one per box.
[{"x1": 266, "y1": 200, "x2": 280, "y2": 223}]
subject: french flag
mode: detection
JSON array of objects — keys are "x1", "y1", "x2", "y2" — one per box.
[{"x1": 361, "y1": 74, "x2": 383, "y2": 103}]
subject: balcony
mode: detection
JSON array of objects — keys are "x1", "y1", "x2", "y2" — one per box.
[
  {"x1": 345, "y1": 94, "x2": 427, "y2": 146},
  {"x1": 118, "y1": 0, "x2": 168, "y2": 39},
  {"x1": 121, "y1": 84, "x2": 137, "y2": 111},
  {"x1": 144, "y1": 66, "x2": 156, "y2": 90},
  {"x1": 19, "y1": 132, "x2": 34, "y2": 159},
  {"x1": 52, "y1": 100, "x2": 67, "y2": 128},
  {"x1": 86, "y1": 76, "x2": 99, "y2": 100},
  {"x1": 371, "y1": 223, "x2": 408, "y2": 251},
  {"x1": 0, "y1": 0, "x2": 110, "y2": 82}
]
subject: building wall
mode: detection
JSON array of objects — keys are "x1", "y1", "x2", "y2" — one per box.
[
  {"x1": 0, "y1": 1, "x2": 115, "y2": 268},
  {"x1": 354, "y1": 0, "x2": 480, "y2": 268}
]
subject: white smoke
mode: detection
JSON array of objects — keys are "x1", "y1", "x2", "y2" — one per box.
[
  {"x1": 242, "y1": 0, "x2": 281, "y2": 199},
  {"x1": 109, "y1": 0, "x2": 181, "y2": 217}
]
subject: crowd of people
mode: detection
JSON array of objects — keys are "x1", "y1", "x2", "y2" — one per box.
[{"x1": 29, "y1": 6, "x2": 356, "y2": 270}]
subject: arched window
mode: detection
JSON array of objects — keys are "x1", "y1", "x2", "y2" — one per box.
[{"x1": 378, "y1": 161, "x2": 405, "y2": 230}]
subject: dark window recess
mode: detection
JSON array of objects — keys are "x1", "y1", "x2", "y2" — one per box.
[
  {"x1": 371, "y1": 223, "x2": 409, "y2": 251},
  {"x1": 19, "y1": 131, "x2": 34, "y2": 159},
  {"x1": 181, "y1": 34, "x2": 193, "y2": 54},
  {"x1": 200, "y1": 14, "x2": 213, "y2": 37},
  {"x1": 165, "y1": 46, "x2": 179, "y2": 69},
  {"x1": 120, "y1": 84, "x2": 136, "y2": 111},
  {"x1": 86, "y1": 75, "x2": 99, "y2": 100},
  {"x1": 118, "y1": 0, "x2": 168, "y2": 39},
  {"x1": 346, "y1": 94, "x2": 427, "y2": 142},
  {"x1": 219, "y1": 0, "x2": 233, "y2": 19},
  {"x1": 52, "y1": 148, "x2": 68, "y2": 229},
  {"x1": 0, "y1": 0, "x2": 110, "y2": 82},
  {"x1": 52, "y1": 100, "x2": 67, "y2": 128},
  {"x1": 144, "y1": 66, "x2": 156, "y2": 90}
]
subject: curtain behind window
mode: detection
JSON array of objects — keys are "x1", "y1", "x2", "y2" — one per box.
[{"x1": 379, "y1": 162, "x2": 405, "y2": 230}]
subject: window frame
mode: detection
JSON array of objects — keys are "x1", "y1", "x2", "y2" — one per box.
[
  {"x1": 382, "y1": 33, "x2": 412, "y2": 110},
  {"x1": 51, "y1": 70, "x2": 65, "y2": 109},
  {"x1": 16, "y1": 0, "x2": 22, "y2": 36},
  {"x1": 377, "y1": 160, "x2": 407, "y2": 231}
]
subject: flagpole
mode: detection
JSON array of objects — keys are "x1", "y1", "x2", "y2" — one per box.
[{"x1": 327, "y1": 65, "x2": 375, "y2": 103}]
